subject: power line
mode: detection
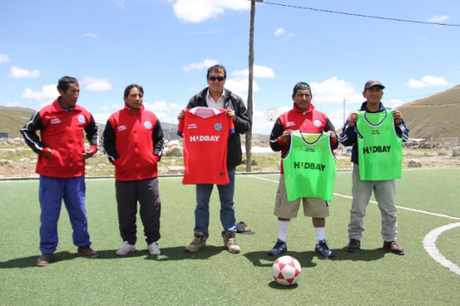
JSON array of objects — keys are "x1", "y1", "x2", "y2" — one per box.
[{"x1": 261, "y1": 1, "x2": 460, "y2": 27}]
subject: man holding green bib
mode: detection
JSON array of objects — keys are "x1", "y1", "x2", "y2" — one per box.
[
  {"x1": 268, "y1": 82, "x2": 338, "y2": 258},
  {"x1": 340, "y1": 80, "x2": 409, "y2": 255}
]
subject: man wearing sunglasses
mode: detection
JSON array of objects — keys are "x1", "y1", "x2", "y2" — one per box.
[{"x1": 178, "y1": 64, "x2": 251, "y2": 254}]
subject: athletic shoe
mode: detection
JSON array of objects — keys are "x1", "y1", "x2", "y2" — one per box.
[
  {"x1": 383, "y1": 241, "x2": 405, "y2": 255},
  {"x1": 223, "y1": 232, "x2": 241, "y2": 254},
  {"x1": 268, "y1": 239, "x2": 287, "y2": 256},
  {"x1": 346, "y1": 239, "x2": 361, "y2": 252},
  {"x1": 36, "y1": 253, "x2": 54, "y2": 267},
  {"x1": 185, "y1": 232, "x2": 207, "y2": 253},
  {"x1": 315, "y1": 240, "x2": 334, "y2": 258},
  {"x1": 77, "y1": 246, "x2": 99, "y2": 258},
  {"x1": 147, "y1": 242, "x2": 161, "y2": 255},
  {"x1": 116, "y1": 241, "x2": 136, "y2": 256}
]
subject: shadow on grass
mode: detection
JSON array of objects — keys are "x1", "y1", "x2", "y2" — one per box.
[
  {"x1": 0, "y1": 247, "x2": 387, "y2": 269},
  {"x1": 0, "y1": 251, "x2": 80, "y2": 269},
  {"x1": 244, "y1": 247, "x2": 386, "y2": 268},
  {"x1": 268, "y1": 281, "x2": 299, "y2": 290},
  {"x1": 244, "y1": 251, "x2": 317, "y2": 268},
  {"x1": 0, "y1": 246, "x2": 226, "y2": 268},
  {"x1": 330, "y1": 247, "x2": 386, "y2": 261},
  {"x1": 152, "y1": 246, "x2": 224, "y2": 261}
]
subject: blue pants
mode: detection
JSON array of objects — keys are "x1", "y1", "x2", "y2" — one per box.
[
  {"x1": 39, "y1": 175, "x2": 91, "y2": 254},
  {"x1": 194, "y1": 167, "x2": 237, "y2": 237}
]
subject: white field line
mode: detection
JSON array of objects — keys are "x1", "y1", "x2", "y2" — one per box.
[
  {"x1": 248, "y1": 174, "x2": 460, "y2": 276},
  {"x1": 247, "y1": 175, "x2": 460, "y2": 221},
  {"x1": 423, "y1": 223, "x2": 460, "y2": 276}
]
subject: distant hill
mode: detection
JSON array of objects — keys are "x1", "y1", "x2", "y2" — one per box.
[
  {"x1": 6, "y1": 88, "x2": 458, "y2": 144},
  {"x1": 0, "y1": 106, "x2": 183, "y2": 141},
  {"x1": 398, "y1": 85, "x2": 460, "y2": 142},
  {"x1": 0, "y1": 106, "x2": 36, "y2": 138}
]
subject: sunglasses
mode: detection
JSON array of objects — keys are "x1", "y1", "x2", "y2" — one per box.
[{"x1": 208, "y1": 76, "x2": 225, "y2": 82}]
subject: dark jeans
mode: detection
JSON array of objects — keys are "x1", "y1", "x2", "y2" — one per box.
[
  {"x1": 194, "y1": 167, "x2": 237, "y2": 237},
  {"x1": 115, "y1": 178, "x2": 161, "y2": 245}
]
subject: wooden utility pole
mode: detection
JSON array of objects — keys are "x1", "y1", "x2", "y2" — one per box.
[{"x1": 246, "y1": 0, "x2": 260, "y2": 172}]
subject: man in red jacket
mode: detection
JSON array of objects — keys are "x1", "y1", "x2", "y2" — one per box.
[
  {"x1": 21, "y1": 76, "x2": 99, "y2": 266},
  {"x1": 102, "y1": 84, "x2": 164, "y2": 256}
]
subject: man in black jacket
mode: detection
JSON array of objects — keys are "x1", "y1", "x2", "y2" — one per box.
[{"x1": 178, "y1": 64, "x2": 251, "y2": 254}]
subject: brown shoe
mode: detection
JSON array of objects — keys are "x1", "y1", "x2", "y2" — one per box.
[
  {"x1": 223, "y1": 232, "x2": 241, "y2": 254},
  {"x1": 77, "y1": 246, "x2": 99, "y2": 258},
  {"x1": 185, "y1": 232, "x2": 207, "y2": 253},
  {"x1": 383, "y1": 241, "x2": 405, "y2": 255},
  {"x1": 346, "y1": 239, "x2": 361, "y2": 252},
  {"x1": 36, "y1": 253, "x2": 54, "y2": 266}
]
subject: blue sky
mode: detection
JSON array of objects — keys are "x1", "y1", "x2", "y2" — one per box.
[{"x1": 1, "y1": 0, "x2": 459, "y2": 134}]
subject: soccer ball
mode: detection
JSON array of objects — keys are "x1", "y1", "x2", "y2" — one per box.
[{"x1": 272, "y1": 255, "x2": 302, "y2": 286}]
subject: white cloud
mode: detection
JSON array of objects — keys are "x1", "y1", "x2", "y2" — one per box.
[
  {"x1": 22, "y1": 84, "x2": 57, "y2": 102},
  {"x1": 5, "y1": 100, "x2": 20, "y2": 107},
  {"x1": 144, "y1": 101, "x2": 169, "y2": 112},
  {"x1": 169, "y1": 103, "x2": 183, "y2": 111},
  {"x1": 39, "y1": 101, "x2": 53, "y2": 109},
  {"x1": 310, "y1": 77, "x2": 362, "y2": 104},
  {"x1": 112, "y1": 0, "x2": 125, "y2": 9},
  {"x1": 406, "y1": 75, "x2": 448, "y2": 88},
  {"x1": 274, "y1": 28, "x2": 285, "y2": 37},
  {"x1": 82, "y1": 76, "x2": 113, "y2": 91},
  {"x1": 100, "y1": 105, "x2": 110, "y2": 111},
  {"x1": 232, "y1": 65, "x2": 275, "y2": 79},
  {"x1": 93, "y1": 113, "x2": 111, "y2": 124},
  {"x1": 84, "y1": 33, "x2": 99, "y2": 38},
  {"x1": 10, "y1": 66, "x2": 40, "y2": 79},
  {"x1": 327, "y1": 109, "x2": 347, "y2": 131},
  {"x1": 428, "y1": 15, "x2": 450, "y2": 22},
  {"x1": 111, "y1": 103, "x2": 121, "y2": 109},
  {"x1": 225, "y1": 77, "x2": 259, "y2": 98},
  {"x1": 273, "y1": 27, "x2": 294, "y2": 38},
  {"x1": 172, "y1": 0, "x2": 250, "y2": 23},
  {"x1": 143, "y1": 101, "x2": 184, "y2": 114},
  {"x1": 183, "y1": 59, "x2": 219, "y2": 71},
  {"x1": 388, "y1": 98, "x2": 405, "y2": 108},
  {"x1": 0, "y1": 53, "x2": 10, "y2": 63}
]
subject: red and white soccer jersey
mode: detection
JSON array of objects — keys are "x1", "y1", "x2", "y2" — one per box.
[{"x1": 178, "y1": 107, "x2": 234, "y2": 185}]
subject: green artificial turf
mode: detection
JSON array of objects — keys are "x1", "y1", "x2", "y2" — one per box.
[{"x1": 1, "y1": 168, "x2": 459, "y2": 305}]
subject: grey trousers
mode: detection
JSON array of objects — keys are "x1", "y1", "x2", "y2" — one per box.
[
  {"x1": 116, "y1": 178, "x2": 161, "y2": 245},
  {"x1": 348, "y1": 164, "x2": 398, "y2": 242}
]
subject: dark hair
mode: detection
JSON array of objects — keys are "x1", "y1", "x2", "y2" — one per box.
[
  {"x1": 292, "y1": 82, "x2": 312, "y2": 96},
  {"x1": 206, "y1": 64, "x2": 227, "y2": 79},
  {"x1": 124, "y1": 84, "x2": 144, "y2": 98},
  {"x1": 57, "y1": 76, "x2": 79, "y2": 93}
]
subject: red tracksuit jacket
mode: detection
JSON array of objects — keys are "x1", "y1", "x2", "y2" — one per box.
[
  {"x1": 102, "y1": 105, "x2": 164, "y2": 181},
  {"x1": 21, "y1": 98, "x2": 99, "y2": 178}
]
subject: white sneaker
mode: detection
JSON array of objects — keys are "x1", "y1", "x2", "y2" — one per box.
[
  {"x1": 115, "y1": 241, "x2": 136, "y2": 256},
  {"x1": 147, "y1": 242, "x2": 161, "y2": 255}
]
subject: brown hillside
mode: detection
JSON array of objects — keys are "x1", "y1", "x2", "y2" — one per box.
[
  {"x1": 0, "y1": 106, "x2": 36, "y2": 138},
  {"x1": 398, "y1": 85, "x2": 460, "y2": 142}
]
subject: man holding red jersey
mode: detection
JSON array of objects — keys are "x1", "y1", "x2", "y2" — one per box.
[{"x1": 178, "y1": 65, "x2": 251, "y2": 254}]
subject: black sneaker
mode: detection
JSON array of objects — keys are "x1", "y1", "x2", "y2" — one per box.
[
  {"x1": 315, "y1": 239, "x2": 334, "y2": 258},
  {"x1": 268, "y1": 239, "x2": 287, "y2": 256},
  {"x1": 345, "y1": 239, "x2": 361, "y2": 252}
]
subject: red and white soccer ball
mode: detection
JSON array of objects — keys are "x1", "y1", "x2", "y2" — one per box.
[{"x1": 272, "y1": 255, "x2": 302, "y2": 286}]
